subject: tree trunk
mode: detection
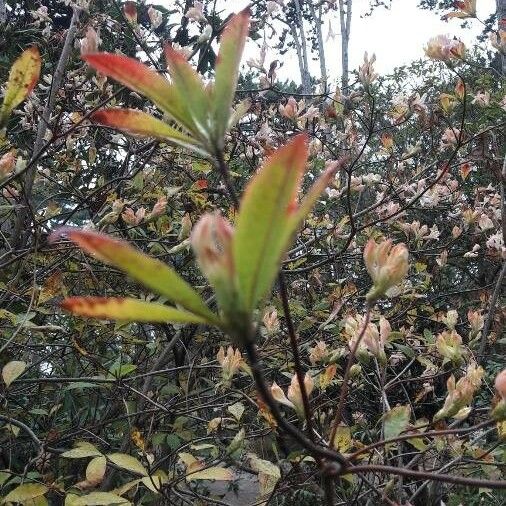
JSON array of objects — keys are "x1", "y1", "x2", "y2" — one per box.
[
  {"x1": 497, "y1": 0, "x2": 506, "y2": 75},
  {"x1": 293, "y1": 0, "x2": 311, "y2": 93},
  {"x1": 339, "y1": 0, "x2": 352, "y2": 91},
  {"x1": 308, "y1": 1, "x2": 328, "y2": 93}
]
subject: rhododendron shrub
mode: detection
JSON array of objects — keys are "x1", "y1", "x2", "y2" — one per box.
[{"x1": 0, "y1": 1, "x2": 504, "y2": 505}]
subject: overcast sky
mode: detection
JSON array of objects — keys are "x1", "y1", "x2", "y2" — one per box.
[{"x1": 172, "y1": 0, "x2": 497, "y2": 84}]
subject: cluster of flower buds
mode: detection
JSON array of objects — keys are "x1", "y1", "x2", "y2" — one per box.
[
  {"x1": 358, "y1": 52, "x2": 378, "y2": 87},
  {"x1": 489, "y1": 30, "x2": 506, "y2": 54},
  {"x1": 425, "y1": 35, "x2": 466, "y2": 61},
  {"x1": 434, "y1": 362, "x2": 484, "y2": 421},
  {"x1": 216, "y1": 346, "x2": 244, "y2": 386},
  {"x1": 441, "y1": 0, "x2": 476, "y2": 20},
  {"x1": 271, "y1": 373, "x2": 314, "y2": 419},
  {"x1": 467, "y1": 309, "x2": 484, "y2": 339},
  {"x1": 492, "y1": 370, "x2": 506, "y2": 421},
  {"x1": 344, "y1": 315, "x2": 391, "y2": 364},
  {"x1": 363, "y1": 238, "x2": 409, "y2": 302},
  {"x1": 436, "y1": 329, "x2": 466, "y2": 364}
]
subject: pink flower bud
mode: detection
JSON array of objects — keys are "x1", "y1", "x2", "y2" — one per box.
[
  {"x1": 123, "y1": 1, "x2": 137, "y2": 24},
  {"x1": 0, "y1": 150, "x2": 16, "y2": 177},
  {"x1": 495, "y1": 370, "x2": 506, "y2": 400},
  {"x1": 80, "y1": 27, "x2": 101, "y2": 56},
  {"x1": 148, "y1": 196, "x2": 167, "y2": 219},
  {"x1": 191, "y1": 212, "x2": 235, "y2": 294}
]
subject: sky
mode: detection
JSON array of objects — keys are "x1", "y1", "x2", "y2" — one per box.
[{"x1": 169, "y1": 0, "x2": 497, "y2": 84}]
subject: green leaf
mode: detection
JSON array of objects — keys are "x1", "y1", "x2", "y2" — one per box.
[
  {"x1": 51, "y1": 228, "x2": 219, "y2": 324},
  {"x1": 0, "y1": 47, "x2": 41, "y2": 127},
  {"x1": 4, "y1": 483, "x2": 48, "y2": 503},
  {"x1": 383, "y1": 405, "x2": 411, "y2": 440},
  {"x1": 107, "y1": 453, "x2": 148, "y2": 476},
  {"x1": 90, "y1": 109, "x2": 207, "y2": 156},
  {"x1": 2, "y1": 360, "x2": 26, "y2": 387},
  {"x1": 62, "y1": 441, "x2": 103, "y2": 459},
  {"x1": 108, "y1": 363, "x2": 137, "y2": 378},
  {"x1": 211, "y1": 9, "x2": 250, "y2": 147},
  {"x1": 61, "y1": 297, "x2": 208, "y2": 324},
  {"x1": 186, "y1": 467, "x2": 233, "y2": 481},
  {"x1": 233, "y1": 134, "x2": 309, "y2": 311},
  {"x1": 164, "y1": 45, "x2": 210, "y2": 141}
]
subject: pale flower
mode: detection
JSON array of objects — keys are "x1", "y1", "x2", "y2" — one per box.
[
  {"x1": 467, "y1": 309, "x2": 484, "y2": 337},
  {"x1": 441, "y1": 309, "x2": 458, "y2": 330},
  {"x1": 278, "y1": 96, "x2": 299, "y2": 119},
  {"x1": 442, "y1": 0, "x2": 476, "y2": 19},
  {"x1": 495, "y1": 370, "x2": 506, "y2": 401},
  {"x1": 80, "y1": 27, "x2": 101, "y2": 56},
  {"x1": 489, "y1": 30, "x2": 506, "y2": 54},
  {"x1": 191, "y1": 212, "x2": 235, "y2": 306},
  {"x1": 471, "y1": 91, "x2": 490, "y2": 107},
  {"x1": 436, "y1": 329, "x2": 465, "y2": 363},
  {"x1": 217, "y1": 346, "x2": 243, "y2": 384},
  {"x1": 309, "y1": 341, "x2": 329, "y2": 365},
  {"x1": 185, "y1": 1, "x2": 206, "y2": 22},
  {"x1": 148, "y1": 6, "x2": 163, "y2": 29},
  {"x1": 440, "y1": 127, "x2": 460, "y2": 148},
  {"x1": 148, "y1": 196, "x2": 167, "y2": 219},
  {"x1": 358, "y1": 52, "x2": 378, "y2": 86},
  {"x1": 271, "y1": 373, "x2": 314, "y2": 419},
  {"x1": 363, "y1": 238, "x2": 409, "y2": 301},
  {"x1": 425, "y1": 35, "x2": 466, "y2": 61},
  {"x1": 262, "y1": 308, "x2": 280, "y2": 335},
  {"x1": 0, "y1": 150, "x2": 16, "y2": 177},
  {"x1": 121, "y1": 207, "x2": 146, "y2": 226},
  {"x1": 434, "y1": 362, "x2": 483, "y2": 420}
]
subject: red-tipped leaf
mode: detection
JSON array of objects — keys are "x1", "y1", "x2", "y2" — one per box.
[
  {"x1": 62, "y1": 297, "x2": 208, "y2": 324},
  {"x1": 232, "y1": 134, "x2": 309, "y2": 310},
  {"x1": 82, "y1": 53, "x2": 192, "y2": 132},
  {"x1": 90, "y1": 109, "x2": 207, "y2": 155},
  {"x1": 51, "y1": 228, "x2": 219, "y2": 324}
]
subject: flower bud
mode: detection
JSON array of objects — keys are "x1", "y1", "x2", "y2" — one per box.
[
  {"x1": 363, "y1": 239, "x2": 409, "y2": 302},
  {"x1": 191, "y1": 212, "x2": 236, "y2": 306},
  {"x1": 495, "y1": 370, "x2": 506, "y2": 401},
  {"x1": 123, "y1": 1, "x2": 137, "y2": 24},
  {"x1": 436, "y1": 330, "x2": 465, "y2": 364},
  {"x1": 425, "y1": 35, "x2": 466, "y2": 61},
  {"x1": 217, "y1": 346, "x2": 243, "y2": 385}
]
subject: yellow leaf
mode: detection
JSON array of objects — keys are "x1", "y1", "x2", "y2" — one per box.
[
  {"x1": 86, "y1": 456, "x2": 107, "y2": 485},
  {"x1": 0, "y1": 47, "x2": 41, "y2": 127},
  {"x1": 4, "y1": 483, "x2": 48, "y2": 503},
  {"x1": 331, "y1": 425, "x2": 352, "y2": 452},
  {"x1": 65, "y1": 491, "x2": 130, "y2": 505},
  {"x1": 107, "y1": 453, "x2": 147, "y2": 476},
  {"x1": 2, "y1": 360, "x2": 26, "y2": 387},
  {"x1": 62, "y1": 442, "x2": 103, "y2": 459},
  {"x1": 186, "y1": 466, "x2": 233, "y2": 481}
]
